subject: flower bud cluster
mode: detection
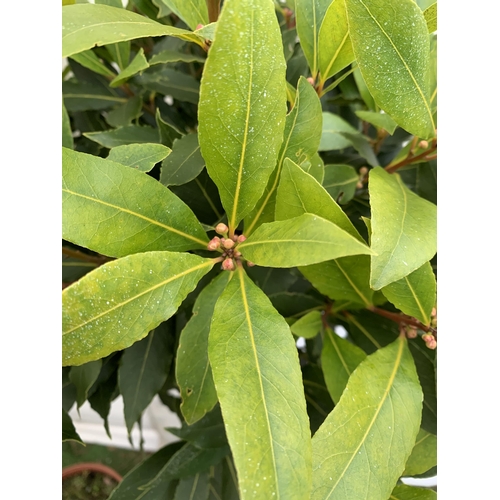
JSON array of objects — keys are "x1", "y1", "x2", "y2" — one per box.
[
  {"x1": 422, "y1": 333, "x2": 437, "y2": 350},
  {"x1": 207, "y1": 227, "x2": 249, "y2": 271},
  {"x1": 357, "y1": 166, "x2": 369, "y2": 189}
]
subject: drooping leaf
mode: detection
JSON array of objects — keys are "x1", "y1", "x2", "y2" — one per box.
[
  {"x1": 381, "y1": 262, "x2": 436, "y2": 325},
  {"x1": 156, "y1": 0, "x2": 209, "y2": 30},
  {"x1": 238, "y1": 213, "x2": 373, "y2": 268},
  {"x1": 177, "y1": 273, "x2": 230, "y2": 424},
  {"x1": 149, "y1": 50, "x2": 206, "y2": 65},
  {"x1": 84, "y1": 125, "x2": 159, "y2": 147},
  {"x1": 403, "y1": 428, "x2": 437, "y2": 477},
  {"x1": 321, "y1": 327, "x2": 366, "y2": 404},
  {"x1": 105, "y1": 96, "x2": 143, "y2": 128},
  {"x1": 209, "y1": 267, "x2": 312, "y2": 499},
  {"x1": 423, "y1": 3, "x2": 437, "y2": 33},
  {"x1": 198, "y1": 0, "x2": 287, "y2": 231},
  {"x1": 62, "y1": 251, "x2": 215, "y2": 366},
  {"x1": 345, "y1": 0, "x2": 436, "y2": 138},
  {"x1": 155, "y1": 108, "x2": 183, "y2": 148},
  {"x1": 317, "y1": 0, "x2": 355, "y2": 84},
  {"x1": 62, "y1": 409, "x2": 84, "y2": 443},
  {"x1": 291, "y1": 310, "x2": 322, "y2": 339},
  {"x1": 63, "y1": 80, "x2": 127, "y2": 112},
  {"x1": 119, "y1": 322, "x2": 174, "y2": 433},
  {"x1": 312, "y1": 335, "x2": 423, "y2": 500},
  {"x1": 322, "y1": 164, "x2": 359, "y2": 205},
  {"x1": 63, "y1": 148, "x2": 209, "y2": 257},
  {"x1": 369, "y1": 167, "x2": 437, "y2": 289},
  {"x1": 88, "y1": 363, "x2": 119, "y2": 437},
  {"x1": 355, "y1": 110, "x2": 398, "y2": 135},
  {"x1": 70, "y1": 49, "x2": 116, "y2": 77},
  {"x1": 69, "y1": 360, "x2": 102, "y2": 408},
  {"x1": 160, "y1": 133, "x2": 205, "y2": 186},
  {"x1": 275, "y1": 159, "x2": 360, "y2": 239},
  {"x1": 62, "y1": 3, "x2": 207, "y2": 57},
  {"x1": 339, "y1": 131, "x2": 380, "y2": 167},
  {"x1": 244, "y1": 76, "x2": 323, "y2": 234},
  {"x1": 107, "y1": 143, "x2": 171, "y2": 172},
  {"x1": 110, "y1": 48, "x2": 149, "y2": 87},
  {"x1": 174, "y1": 473, "x2": 210, "y2": 500},
  {"x1": 390, "y1": 484, "x2": 437, "y2": 500},
  {"x1": 62, "y1": 101, "x2": 74, "y2": 149}
]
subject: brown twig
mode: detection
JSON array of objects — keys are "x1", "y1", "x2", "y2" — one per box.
[
  {"x1": 385, "y1": 141, "x2": 437, "y2": 173},
  {"x1": 206, "y1": 0, "x2": 221, "y2": 23},
  {"x1": 62, "y1": 247, "x2": 111, "y2": 265},
  {"x1": 368, "y1": 306, "x2": 437, "y2": 337}
]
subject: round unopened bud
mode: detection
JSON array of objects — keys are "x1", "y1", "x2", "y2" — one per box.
[
  {"x1": 222, "y1": 238, "x2": 235, "y2": 249},
  {"x1": 406, "y1": 327, "x2": 418, "y2": 339},
  {"x1": 195, "y1": 24, "x2": 204, "y2": 30},
  {"x1": 418, "y1": 140, "x2": 429, "y2": 149},
  {"x1": 231, "y1": 234, "x2": 238, "y2": 241},
  {"x1": 425, "y1": 337, "x2": 437, "y2": 350},
  {"x1": 359, "y1": 166, "x2": 369, "y2": 176},
  {"x1": 421, "y1": 333, "x2": 433, "y2": 342},
  {"x1": 207, "y1": 237, "x2": 221, "y2": 251},
  {"x1": 237, "y1": 234, "x2": 247, "y2": 243},
  {"x1": 222, "y1": 258, "x2": 235, "y2": 271},
  {"x1": 306, "y1": 77, "x2": 315, "y2": 86},
  {"x1": 431, "y1": 307, "x2": 437, "y2": 318},
  {"x1": 246, "y1": 261, "x2": 256, "y2": 267},
  {"x1": 215, "y1": 223, "x2": 228, "y2": 235},
  {"x1": 234, "y1": 251, "x2": 242, "y2": 258},
  {"x1": 356, "y1": 181, "x2": 363, "y2": 189}
]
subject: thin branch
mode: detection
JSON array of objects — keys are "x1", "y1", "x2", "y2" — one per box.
[
  {"x1": 385, "y1": 141, "x2": 437, "y2": 173},
  {"x1": 62, "y1": 247, "x2": 111, "y2": 264},
  {"x1": 368, "y1": 306, "x2": 437, "y2": 337},
  {"x1": 206, "y1": 0, "x2": 221, "y2": 23}
]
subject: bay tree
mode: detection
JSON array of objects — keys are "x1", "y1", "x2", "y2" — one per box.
[{"x1": 62, "y1": 0, "x2": 438, "y2": 498}]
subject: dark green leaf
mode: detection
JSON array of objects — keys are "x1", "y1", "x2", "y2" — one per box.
[
  {"x1": 105, "y1": 96, "x2": 143, "y2": 128},
  {"x1": 390, "y1": 484, "x2": 437, "y2": 500},
  {"x1": 106, "y1": 41, "x2": 131, "y2": 71},
  {"x1": 62, "y1": 101, "x2": 74, "y2": 149},
  {"x1": 269, "y1": 292, "x2": 323, "y2": 318},
  {"x1": 149, "y1": 50, "x2": 206, "y2": 65},
  {"x1": 62, "y1": 409, "x2": 84, "y2": 444},
  {"x1": 63, "y1": 80, "x2": 127, "y2": 112},
  {"x1": 403, "y1": 428, "x2": 437, "y2": 477},
  {"x1": 69, "y1": 360, "x2": 102, "y2": 407},
  {"x1": 88, "y1": 367, "x2": 119, "y2": 437},
  {"x1": 174, "y1": 473, "x2": 210, "y2": 500},
  {"x1": 84, "y1": 125, "x2": 159, "y2": 147},
  {"x1": 155, "y1": 108, "x2": 183, "y2": 147},
  {"x1": 70, "y1": 49, "x2": 117, "y2": 77},
  {"x1": 110, "y1": 48, "x2": 149, "y2": 87},
  {"x1": 322, "y1": 164, "x2": 359, "y2": 204}
]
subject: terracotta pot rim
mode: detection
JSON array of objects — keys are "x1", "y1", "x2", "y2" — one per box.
[{"x1": 62, "y1": 462, "x2": 122, "y2": 483}]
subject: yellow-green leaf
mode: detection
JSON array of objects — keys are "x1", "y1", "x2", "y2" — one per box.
[
  {"x1": 403, "y1": 428, "x2": 437, "y2": 477},
  {"x1": 107, "y1": 143, "x2": 171, "y2": 172},
  {"x1": 423, "y1": 3, "x2": 437, "y2": 33},
  {"x1": 290, "y1": 310, "x2": 322, "y2": 339},
  {"x1": 156, "y1": 0, "x2": 209, "y2": 30},
  {"x1": 390, "y1": 484, "x2": 437, "y2": 500},
  {"x1": 109, "y1": 48, "x2": 149, "y2": 87}
]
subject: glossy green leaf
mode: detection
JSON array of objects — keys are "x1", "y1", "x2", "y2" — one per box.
[
  {"x1": 149, "y1": 49, "x2": 206, "y2": 65},
  {"x1": 69, "y1": 360, "x2": 102, "y2": 407},
  {"x1": 96, "y1": 0, "x2": 124, "y2": 8},
  {"x1": 321, "y1": 328, "x2": 366, "y2": 404},
  {"x1": 345, "y1": 0, "x2": 435, "y2": 139},
  {"x1": 105, "y1": 96, "x2": 143, "y2": 128},
  {"x1": 108, "y1": 442, "x2": 184, "y2": 500},
  {"x1": 84, "y1": 125, "x2": 159, "y2": 147},
  {"x1": 382, "y1": 262, "x2": 436, "y2": 325},
  {"x1": 300, "y1": 256, "x2": 373, "y2": 307},
  {"x1": 209, "y1": 267, "x2": 312, "y2": 499},
  {"x1": 423, "y1": 3, "x2": 437, "y2": 33},
  {"x1": 62, "y1": 101, "x2": 73, "y2": 149},
  {"x1": 369, "y1": 167, "x2": 437, "y2": 289},
  {"x1": 155, "y1": 108, "x2": 183, "y2": 147},
  {"x1": 136, "y1": 67, "x2": 200, "y2": 104},
  {"x1": 62, "y1": 409, "x2": 83, "y2": 443},
  {"x1": 63, "y1": 148, "x2": 209, "y2": 257},
  {"x1": 318, "y1": 112, "x2": 358, "y2": 151},
  {"x1": 403, "y1": 428, "x2": 437, "y2": 477},
  {"x1": 198, "y1": 0, "x2": 287, "y2": 231},
  {"x1": 312, "y1": 335, "x2": 423, "y2": 500},
  {"x1": 62, "y1": 3, "x2": 207, "y2": 57},
  {"x1": 318, "y1": 0, "x2": 354, "y2": 84},
  {"x1": 63, "y1": 80, "x2": 127, "y2": 112},
  {"x1": 110, "y1": 48, "x2": 149, "y2": 87},
  {"x1": 295, "y1": 0, "x2": 332, "y2": 76},
  {"x1": 106, "y1": 40, "x2": 131, "y2": 70},
  {"x1": 238, "y1": 213, "x2": 373, "y2": 268},
  {"x1": 291, "y1": 310, "x2": 322, "y2": 339},
  {"x1": 62, "y1": 251, "x2": 215, "y2": 366},
  {"x1": 70, "y1": 50, "x2": 116, "y2": 77},
  {"x1": 160, "y1": 134, "x2": 205, "y2": 186},
  {"x1": 119, "y1": 322, "x2": 174, "y2": 433},
  {"x1": 177, "y1": 273, "x2": 230, "y2": 424},
  {"x1": 322, "y1": 164, "x2": 359, "y2": 205},
  {"x1": 390, "y1": 485, "x2": 437, "y2": 500},
  {"x1": 107, "y1": 143, "x2": 171, "y2": 172},
  {"x1": 303, "y1": 152, "x2": 325, "y2": 183},
  {"x1": 157, "y1": 0, "x2": 209, "y2": 30},
  {"x1": 174, "y1": 473, "x2": 209, "y2": 500},
  {"x1": 355, "y1": 110, "x2": 398, "y2": 135},
  {"x1": 353, "y1": 67, "x2": 376, "y2": 110},
  {"x1": 244, "y1": 76, "x2": 323, "y2": 234}
]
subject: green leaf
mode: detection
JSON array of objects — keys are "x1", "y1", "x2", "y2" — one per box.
[
  {"x1": 269, "y1": 292, "x2": 323, "y2": 318},
  {"x1": 155, "y1": 108, "x2": 183, "y2": 147},
  {"x1": 390, "y1": 484, "x2": 437, "y2": 500},
  {"x1": 110, "y1": 48, "x2": 149, "y2": 87},
  {"x1": 398, "y1": 161, "x2": 437, "y2": 205},
  {"x1": 345, "y1": 0, "x2": 435, "y2": 138},
  {"x1": 149, "y1": 49, "x2": 206, "y2": 65},
  {"x1": 84, "y1": 124, "x2": 159, "y2": 147},
  {"x1": 244, "y1": 77, "x2": 323, "y2": 234},
  {"x1": 303, "y1": 152, "x2": 325, "y2": 183},
  {"x1": 177, "y1": 273, "x2": 230, "y2": 424},
  {"x1": 353, "y1": 67, "x2": 376, "y2": 110},
  {"x1": 355, "y1": 110, "x2": 398, "y2": 135},
  {"x1": 119, "y1": 322, "x2": 174, "y2": 433},
  {"x1": 295, "y1": 0, "x2": 332, "y2": 76},
  {"x1": 160, "y1": 133, "x2": 205, "y2": 186},
  {"x1": 321, "y1": 328, "x2": 366, "y2": 404},
  {"x1": 62, "y1": 101, "x2": 73, "y2": 149},
  {"x1": 245, "y1": 266, "x2": 298, "y2": 295},
  {"x1": 156, "y1": 0, "x2": 209, "y2": 30},
  {"x1": 318, "y1": 0, "x2": 354, "y2": 84},
  {"x1": 198, "y1": 0, "x2": 287, "y2": 231},
  {"x1": 107, "y1": 143, "x2": 171, "y2": 172},
  {"x1": 69, "y1": 360, "x2": 102, "y2": 407},
  {"x1": 63, "y1": 80, "x2": 127, "y2": 112},
  {"x1": 105, "y1": 96, "x2": 143, "y2": 128},
  {"x1": 322, "y1": 164, "x2": 359, "y2": 205},
  {"x1": 70, "y1": 50, "x2": 116, "y2": 77},
  {"x1": 300, "y1": 256, "x2": 373, "y2": 307},
  {"x1": 238, "y1": 213, "x2": 373, "y2": 268},
  {"x1": 369, "y1": 167, "x2": 437, "y2": 289},
  {"x1": 63, "y1": 148, "x2": 209, "y2": 257},
  {"x1": 174, "y1": 473, "x2": 210, "y2": 500},
  {"x1": 135, "y1": 67, "x2": 200, "y2": 104},
  {"x1": 106, "y1": 41, "x2": 131, "y2": 71},
  {"x1": 403, "y1": 428, "x2": 437, "y2": 477},
  {"x1": 318, "y1": 112, "x2": 358, "y2": 151},
  {"x1": 209, "y1": 267, "x2": 312, "y2": 499},
  {"x1": 62, "y1": 3, "x2": 207, "y2": 57},
  {"x1": 381, "y1": 262, "x2": 436, "y2": 325},
  {"x1": 62, "y1": 251, "x2": 215, "y2": 366},
  {"x1": 423, "y1": 3, "x2": 437, "y2": 33},
  {"x1": 108, "y1": 442, "x2": 184, "y2": 500},
  {"x1": 62, "y1": 409, "x2": 84, "y2": 443},
  {"x1": 312, "y1": 335, "x2": 422, "y2": 500},
  {"x1": 339, "y1": 131, "x2": 380, "y2": 167},
  {"x1": 290, "y1": 310, "x2": 322, "y2": 339}
]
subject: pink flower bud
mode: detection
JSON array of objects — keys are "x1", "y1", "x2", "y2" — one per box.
[
  {"x1": 356, "y1": 182, "x2": 363, "y2": 189},
  {"x1": 418, "y1": 140, "x2": 429, "y2": 149},
  {"x1": 222, "y1": 258, "x2": 235, "y2": 271},
  {"x1": 237, "y1": 234, "x2": 247, "y2": 242},
  {"x1": 234, "y1": 251, "x2": 242, "y2": 258},
  {"x1": 359, "y1": 167, "x2": 369, "y2": 176},
  {"x1": 222, "y1": 238, "x2": 235, "y2": 249},
  {"x1": 425, "y1": 338, "x2": 437, "y2": 350},
  {"x1": 306, "y1": 77, "x2": 315, "y2": 86},
  {"x1": 215, "y1": 223, "x2": 228, "y2": 235},
  {"x1": 195, "y1": 24, "x2": 204, "y2": 30},
  {"x1": 207, "y1": 237, "x2": 221, "y2": 251},
  {"x1": 406, "y1": 328, "x2": 418, "y2": 339}
]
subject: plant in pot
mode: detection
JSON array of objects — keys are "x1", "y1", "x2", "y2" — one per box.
[{"x1": 62, "y1": 0, "x2": 437, "y2": 498}]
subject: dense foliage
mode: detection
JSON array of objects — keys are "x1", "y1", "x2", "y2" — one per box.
[{"x1": 62, "y1": 0, "x2": 438, "y2": 498}]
